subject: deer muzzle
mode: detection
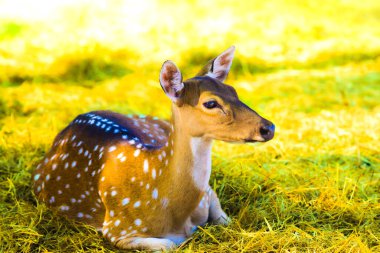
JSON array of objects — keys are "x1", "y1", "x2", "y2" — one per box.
[
  {"x1": 259, "y1": 120, "x2": 275, "y2": 141},
  {"x1": 243, "y1": 118, "x2": 275, "y2": 143}
]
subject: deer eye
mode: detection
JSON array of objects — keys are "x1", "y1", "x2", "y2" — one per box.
[{"x1": 203, "y1": 100, "x2": 219, "y2": 109}]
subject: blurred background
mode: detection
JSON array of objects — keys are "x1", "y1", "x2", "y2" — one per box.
[
  {"x1": 1, "y1": 0, "x2": 379, "y2": 144},
  {"x1": 1, "y1": 0, "x2": 380, "y2": 76},
  {"x1": 0, "y1": 0, "x2": 379, "y2": 251}
]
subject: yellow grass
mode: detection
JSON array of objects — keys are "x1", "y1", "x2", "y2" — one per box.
[{"x1": 0, "y1": 0, "x2": 379, "y2": 252}]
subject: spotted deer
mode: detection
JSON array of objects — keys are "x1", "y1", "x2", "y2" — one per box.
[{"x1": 32, "y1": 46, "x2": 275, "y2": 250}]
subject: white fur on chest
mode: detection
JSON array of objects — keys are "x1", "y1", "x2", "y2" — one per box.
[{"x1": 190, "y1": 137, "x2": 212, "y2": 191}]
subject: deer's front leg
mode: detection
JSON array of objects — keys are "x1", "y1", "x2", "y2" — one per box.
[
  {"x1": 190, "y1": 186, "x2": 230, "y2": 228},
  {"x1": 207, "y1": 187, "x2": 230, "y2": 225}
]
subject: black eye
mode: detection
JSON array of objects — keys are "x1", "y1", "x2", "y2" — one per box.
[{"x1": 203, "y1": 100, "x2": 219, "y2": 109}]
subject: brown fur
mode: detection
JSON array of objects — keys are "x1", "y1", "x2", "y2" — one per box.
[{"x1": 32, "y1": 46, "x2": 274, "y2": 250}]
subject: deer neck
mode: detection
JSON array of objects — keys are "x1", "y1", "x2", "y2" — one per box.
[{"x1": 167, "y1": 105, "x2": 212, "y2": 197}]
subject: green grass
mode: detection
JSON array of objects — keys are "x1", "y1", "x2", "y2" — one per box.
[
  {"x1": 1, "y1": 61, "x2": 379, "y2": 252},
  {"x1": 0, "y1": 22, "x2": 25, "y2": 40},
  {"x1": 1, "y1": 0, "x2": 380, "y2": 252}
]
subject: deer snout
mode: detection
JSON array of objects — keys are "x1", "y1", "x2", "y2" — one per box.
[
  {"x1": 243, "y1": 118, "x2": 275, "y2": 143},
  {"x1": 259, "y1": 120, "x2": 275, "y2": 141}
]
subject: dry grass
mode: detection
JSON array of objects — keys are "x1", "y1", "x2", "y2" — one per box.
[{"x1": 0, "y1": 0, "x2": 379, "y2": 252}]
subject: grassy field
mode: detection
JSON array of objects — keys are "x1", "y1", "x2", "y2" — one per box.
[{"x1": 0, "y1": 0, "x2": 380, "y2": 252}]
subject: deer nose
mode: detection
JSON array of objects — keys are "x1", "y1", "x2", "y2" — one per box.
[{"x1": 259, "y1": 123, "x2": 275, "y2": 141}]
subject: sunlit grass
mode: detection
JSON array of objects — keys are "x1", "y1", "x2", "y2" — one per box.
[{"x1": 0, "y1": 0, "x2": 379, "y2": 252}]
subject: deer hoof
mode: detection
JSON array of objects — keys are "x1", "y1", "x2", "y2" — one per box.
[
  {"x1": 212, "y1": 214, "x2": 231, "y2": 226},
  {"x1": 115, "y1": 237, "x2": 176, "y2": 251}
]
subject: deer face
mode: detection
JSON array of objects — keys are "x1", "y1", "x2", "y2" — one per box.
[{"x1": 159, "y1": 46, "x2": 275, "y2": 143}]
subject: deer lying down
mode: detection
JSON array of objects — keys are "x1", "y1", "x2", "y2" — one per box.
[{"x1": 32, "y1": 46, "x2": 275, "y2": 250}]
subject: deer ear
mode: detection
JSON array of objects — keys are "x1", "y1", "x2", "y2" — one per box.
[
  {"x1": 159, "y1": 61, "x2": 184, "y2": 102},
  {"x1": 197, "y1": 46, "x2": 235, "y2": 82}
]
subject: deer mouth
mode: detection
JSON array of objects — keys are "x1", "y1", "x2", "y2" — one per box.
[
  {"x1": 244, "y1": 137, "x2": 272, "y2": 143},
  {"x1": 244, "y1": 136, "x2": 266, "y2": 143},
  {"x1": 210, "y1": 134, "x2": 265, "y2": 143},
  {"x1": 244, "y1": 134, "x2": 274, "y2": 143},
  {"x1": 244, "y1": 139, "x2": 259, "y2": 143}
]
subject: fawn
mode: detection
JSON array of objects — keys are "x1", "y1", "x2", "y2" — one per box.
[{"x1": 32, "y1": 46, "x2": 275, "y2": 250}]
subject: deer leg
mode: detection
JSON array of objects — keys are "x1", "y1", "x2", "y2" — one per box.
[
  {"x1": 190, "y1": 186, "x2": 230, "y2": 228},
  {"x1": 190, "y1": 190, "x2": 211, "y2": 228},
  {"x1": 115, "y1": 237, "x2": 176, "y2": 251},
  {"x1": 208, "y1": 187, "x2": 230, "y2": 225}
]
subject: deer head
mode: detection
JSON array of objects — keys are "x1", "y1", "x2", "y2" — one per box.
[{"x1": 159, "y1": 46, "x2": 275, "y2": 143}]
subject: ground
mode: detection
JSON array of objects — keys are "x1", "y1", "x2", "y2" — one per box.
[{"x1": 0, "y1": 0, "x2": 379, "y2": 252}]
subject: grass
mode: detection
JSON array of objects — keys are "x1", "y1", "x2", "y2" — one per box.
[{"x1": 0, "y1": 0, "x2": 380, "y2": 252}]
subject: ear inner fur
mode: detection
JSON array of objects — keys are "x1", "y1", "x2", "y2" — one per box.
[{"x1": 159, "y1": 61, "x2": 184, "y2": 101}]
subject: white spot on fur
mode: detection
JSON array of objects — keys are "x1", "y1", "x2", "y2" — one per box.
[
  {"x1": 122, "y1": 198, "x2": 130, "y2": 206},
  {"x1": 152, "y1": 168, "x2": 156, "y2": 179},
  {"x1": 143, "y1": 159, "x2": 149, "y2": 173},
  {"x1": 60, "y1": 205, "x2": 69, "y2": 211},
  {"x1": 133, "y1": 201, "x2": 141, "y2": 208},
  {"x1": 152, "y1": 188, "x2": 158, "y2": 199},
  {"x1": 134, "y1": 149, "x2": 140, "y2": 157},
  {"x1": 161, "y1": 198, "x2": 169, "y2": 208},
  {"x1": 134, "y1": 219, "x2": 142, "y2": 226}
]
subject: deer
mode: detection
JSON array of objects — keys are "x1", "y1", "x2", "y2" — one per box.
[{"x1": 32, "y1": 46, "x2": 275, "y2": 250}]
